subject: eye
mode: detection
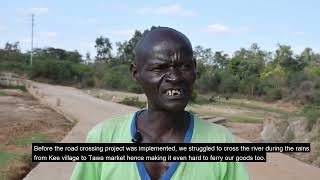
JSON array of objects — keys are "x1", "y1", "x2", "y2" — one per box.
[
  {"x1": 180, "y1": 63, "x2": 192, "y2": 70},
  {"x1": 152, "y1": 68, "x2": 162, "y2": 72},
  {"x1": 150, "y1": 64, "x2": 169, "y2": 71}
]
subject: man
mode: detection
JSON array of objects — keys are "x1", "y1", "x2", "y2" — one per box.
[{"x1": 71, "y1": 27, "x2": 249, "y2": 180}]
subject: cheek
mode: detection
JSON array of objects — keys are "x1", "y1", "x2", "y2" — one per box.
[
  {"x1": 138, "y1": 72, "x2": 164, "y2": 91},
  {"x1": 184, "y1": 71, "x2": 196, "y2": 85}
]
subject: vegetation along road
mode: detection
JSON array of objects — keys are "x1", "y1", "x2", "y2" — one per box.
[{"x1": 24, "y1": 82, "x2": 320, "y2": 180}]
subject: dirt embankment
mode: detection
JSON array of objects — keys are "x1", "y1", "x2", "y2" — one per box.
[
  {"x1": 261, "y1": 115, "x2": 320, "y2": 167},
  {"x1": 226, "y1": 122, "x2": 262, "y2": 142},
  {"x1": 0, "y1": 89, "x2": 74, "y2": 180}
]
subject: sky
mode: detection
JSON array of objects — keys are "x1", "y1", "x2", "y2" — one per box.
[{"x1": 1, "y1": 0, "x2": 320, "y2": 58}]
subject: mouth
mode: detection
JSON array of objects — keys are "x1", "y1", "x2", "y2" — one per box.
[
  {"x1": 164, "y1": 89, "x2": 184, "y2": 97},
  {"x1": 160, "y1": 88, "x2": 189, "y2": 110}
]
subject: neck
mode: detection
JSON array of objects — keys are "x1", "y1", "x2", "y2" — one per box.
[{"x1": 137, "y1": 108, "x2": 188, "y2": 139}]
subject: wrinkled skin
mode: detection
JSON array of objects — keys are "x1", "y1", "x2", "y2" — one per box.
[
  {"x1": 130, "y1": 27, "x2": 196, "y2": 180},
  {"x1": 132, "y1": 28, "x2": 196, "y2": 113}
]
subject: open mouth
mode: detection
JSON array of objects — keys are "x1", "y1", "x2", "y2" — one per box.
[{"x1": 165, "y1": 89, "x2": 184, "y2": 96}]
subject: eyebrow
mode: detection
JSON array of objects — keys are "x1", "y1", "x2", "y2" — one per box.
[
  {"x1": 147, "y1": 60, "x2": 168, "y2": 66},
  {"x1": 143, "y1": 57, "x2": 169, "y2": 66},
  {"x1": 153, "y1": 56, "x2": 168, "y2": 62},
  {"x1": 148, "y1": 52, "x2": 193, "y2": 64}
]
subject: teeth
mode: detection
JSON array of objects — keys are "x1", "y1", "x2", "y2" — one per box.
[{"x1": 166, "y1": 89, "x2": 182, "y2": 96}]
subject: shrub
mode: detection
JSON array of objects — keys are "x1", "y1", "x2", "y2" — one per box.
[
  {"x1": 0, "y1": 91, "x2": 6, "y2": 96},
  {"x1": 0, "y1": 85, "x2": 27, "y2": 92},
  {"x1": 190, "y1": 91, "x2": 198, "y2": 103},
  {"x1": 30, "y1": 59, "x2": 73, "y2": 84},
  {"x1": 265, "y1": 88, "x2": 282, "y2": 101},
  {"x1": 30, "y1": 59, "x2": 94, "y2": 86},
  {"x1": 100, "y1": 64, "x2": 143, "y2": 93},
  {"x1": 128, "y1": 83, "x2": 144, "y2": 94},
  {"x1": 302, "y1": 105, "x2": 320, "y2": 130}
]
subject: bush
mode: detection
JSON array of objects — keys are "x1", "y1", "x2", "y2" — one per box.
[
  {"x1": 302, "y1": 105, "x2": 320, "y2": 130},
  {"x1": 190, "y1": 91, "x2": 198, "y2": 103},
  {"x1": 100, "y1": 64, "x2": 143, "y2": 93},
  {"x1": 128, "y1": 83, "x2": 144, "y2": 94},
  {"x1": 71, "y1": 63, "x2": 94, "y2": 88},
  {"x1": 265, "y1": 88, "x2": 282, "y2": 101},
  {"x1": 31, "y1": 59, "x2": 73, "y2": 84},
  {"x1": 30, "y1": 59, "x2": 94, "y2": 85},
  {"x1": 0, "y1": 91, "x2": 6, "y2": 96},
  {"x1": 0, "y1": 85, "x2": 27, "y2": 92},
  {"x1": 0, "y1": 61, "x2": 30, "y2": 73}
]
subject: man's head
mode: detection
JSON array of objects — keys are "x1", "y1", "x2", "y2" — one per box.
[{"x1": 131, "y1": 27, "x2": 196, "y2": 112}]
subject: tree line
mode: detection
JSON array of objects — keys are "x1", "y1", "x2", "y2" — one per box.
[{"x1": 1, "y1": 27, "x2": 319, "y2": 124}]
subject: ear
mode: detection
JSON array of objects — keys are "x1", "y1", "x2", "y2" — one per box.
[
  {"x1": 193, "y1": 57, "x2": 198, "y2": 78},
  {"x1": 130, "y1": 63, "x2": 139, "y2": 82}
]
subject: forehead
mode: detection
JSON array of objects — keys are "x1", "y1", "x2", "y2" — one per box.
[
  {"x1": 152, "y1": 41, "x2": 191, "y2": 56},
  {"x1": 148, "y1": 43, "x2": 191, "y2": 62},
  {"x1": 140, "y1": 39, "x2": 192, "y2": 65},
  {"x1": 135, "y1": 28, "x2": 193, "y2": 65}
]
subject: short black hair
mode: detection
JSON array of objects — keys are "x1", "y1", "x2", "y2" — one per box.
[{"x1": 134, "y1": 27, "x2": 193, "y2": 64}]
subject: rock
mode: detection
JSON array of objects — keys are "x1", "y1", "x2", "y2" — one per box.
[
  {"x1": 310, "y1": 119, "x2": 320, "y2": 140},
  {"x1": 283, "y1": 117, "x2": 309, "y2": 142},
  {"x1": 261, "y1": 115, "x2": 289, "y2": 142},
  {"x1": 312, "y1": 156, "x2": 320, "y2": 167},
  {"x1": 261, "y1": 114, "x2": 320, "y2": 167},
  {"x1": 291, "y1": 142, "x2": 320, "y2": 165}
]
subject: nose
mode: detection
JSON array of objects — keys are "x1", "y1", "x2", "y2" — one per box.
[{"x1": 164, "y1": 67, "x2": 183, "y2": 84}]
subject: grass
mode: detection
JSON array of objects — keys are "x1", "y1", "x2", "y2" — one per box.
[
  {"x1": 0, "y1": 152, "x2": 34, "y2": 180},
  {"x1": 0, "y1": 91, "x2": 6, "y2": 96},
  {"x1": 187, "y1": 102, "x2": 276, "y2": 124},
  {"x1": 190, "y1": 94, "x2": 211, "y2": 105},
  {"x1": 14, "y1": 85, "x2": 27, "y2": 92},
  {"x1": 119, "y1": 96, "x2": 147, "y2": 109},
  {"x1": 188, "y1": 96, "x2": 296, "y2": 124},
  {"x1": 228, "y1": 115, "x2": 265, "y2": 123},
  {"x1": 216, "y1": 98, "x2": 292, "y2": 114},
  {"x1": 301, "y1": 105, "x2": 320, "y2": 130},
  {"x1": 0, "y1": 152, "x2": 20, "y2": 168},
  {"x1": 62, "y1": 119, "x2": 78, "y2": 129},
  {"x1": 189, "y1": 108, "x2": 265, "y2": 123},
  {"x1": 1, "y1": 85, "x2": 27, "y2": 92},
  {"x1": 109, "y1": 91, "x2": 298, "y2": 124},
  {"x1": 13, "y1": 132, "x2": 53, "y2": 146}
]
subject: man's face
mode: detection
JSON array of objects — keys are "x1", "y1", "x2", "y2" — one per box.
[{"x1": 133, "y1": 40, "x2": 196, "y2": 112}]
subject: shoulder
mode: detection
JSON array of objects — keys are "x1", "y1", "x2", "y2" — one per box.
[
  {"x1": 192, "y1": 114, "x2": 234, "y2": 143},
  {"x1": 85, "y1": 113, "x2": 134, "y2": 143}
]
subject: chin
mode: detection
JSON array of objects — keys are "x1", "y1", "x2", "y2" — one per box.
[{"x1": 162, "y1": 101, "x2": 188, "y2": 112}]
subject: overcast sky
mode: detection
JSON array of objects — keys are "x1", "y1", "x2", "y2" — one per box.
[{"x1": 1, "y1": 0, "x2": 319, "y2": 57}]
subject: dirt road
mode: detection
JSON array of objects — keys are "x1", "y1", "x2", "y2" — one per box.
[{"x1": 24, "y1": 82, "x2": 320, "y2": 180}]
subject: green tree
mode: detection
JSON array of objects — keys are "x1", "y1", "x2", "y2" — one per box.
[
  {"x1": 0, "y1": 41, "x2": 29, "y2": 72},
  {"x1": 307, "y1": 66, "x2": 320, "y2": 77},
  {"x1": 193, "y1": 45, "x2": 214, "y2": 65},
  {"x1": 116, "y1": 30, "x2": 142, "y2": 62},
  {"x1": 95, "y1": 36, "x2": 112, "y2": 63},
  {"x1": 299, "y1": 48, "x2": 313, "y2": 65},
  {"x1": 213, "y1": 51, "x2": 229, "y2": 69},
  {"x1": 275, "y1": 44, "x2": 304, "y2": 71},
  {"x1": 85, "y1": 52, "x2": 91, "y2": 64},
  {"x1": 261, "y1": 66, "x2": 286, "y2": 90},
  {"x1": 4, "y1": 41, "x2": 20, "y2": 53},
  {"x1": 32, "y1": 47, "x2": 82, "y2": 63},
  {"x1": 219, "y1": 72, "x2": 239, "y2": 94},
  {"x1": 227, "y1": 44, "x2": 266, "y2": 95}
]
